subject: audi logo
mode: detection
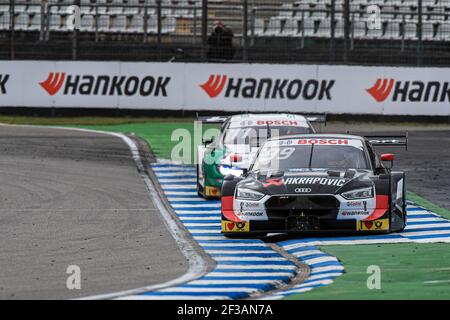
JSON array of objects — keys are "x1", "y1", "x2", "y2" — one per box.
[{"x1": 295, "y1": 188, "x2": 312, "y2": 193}]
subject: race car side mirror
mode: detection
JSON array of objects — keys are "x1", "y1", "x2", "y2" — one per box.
[
  {"x1": 381, "y1": 153, "x2": 395, "y2": 168},
  {"x1": 381, "y1": 154, "x2": 395, "y2": 161},
  {"x1": 230, "y1": 154, "x2": 242, "y2": 163}
]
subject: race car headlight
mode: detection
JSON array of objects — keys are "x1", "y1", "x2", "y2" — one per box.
[
  {"x1": 217, "y1": 164, "x2": 244, "y2": 177},
  {"x1": 236, "y1": 188, "x2": 264, "y2": 201},
  {"x1": 341, "y1": 187, "x2": 374, "y2": 200}
]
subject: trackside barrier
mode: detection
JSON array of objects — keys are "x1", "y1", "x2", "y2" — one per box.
[{"x1": 0, "y1": 61, "x2": 449, "y2": 116}]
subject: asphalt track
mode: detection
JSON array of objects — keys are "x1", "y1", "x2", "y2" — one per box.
[
  {"x1": 348, "y1": 130, "x2": 450, "y2": 210},
  {"x1": 0, "y1": 125, "x2": 188, "y2": 299}
]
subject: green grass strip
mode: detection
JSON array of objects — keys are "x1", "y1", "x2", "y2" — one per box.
[{"x1": 407, "y1": 191, "x2": 450, "y2": 220}]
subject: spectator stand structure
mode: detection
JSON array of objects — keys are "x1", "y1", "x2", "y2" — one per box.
[{"x1": 0, "y1": 0, "x2": 449, "y2": 66}]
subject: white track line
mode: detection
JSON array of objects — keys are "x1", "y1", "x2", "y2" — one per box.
[{"x1": 215, "y1": 264, "x2": 297, "y2": 270}]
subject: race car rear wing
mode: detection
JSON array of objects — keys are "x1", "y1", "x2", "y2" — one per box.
[
  {"x1": 303, "y1": 114, "x2": 327, "y2": 125},
  {"x1": 196, "y1": 115, "x2": 228, "y2": 124},
  {"x1": 365, "y1": 133, "x2": 408, "y2": 150}
]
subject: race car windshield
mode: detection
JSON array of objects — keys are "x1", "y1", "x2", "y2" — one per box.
[
  {"x1": 223, "y1": 126, "x2": 311, "y2": 146},
  {"x1": 252, "y1": 143, "x2": 370, "y2": 171}
]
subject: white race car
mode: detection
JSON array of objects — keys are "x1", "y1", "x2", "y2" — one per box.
[{"x1": 196, "y1": 113, "x2": 325, "y2": 199}]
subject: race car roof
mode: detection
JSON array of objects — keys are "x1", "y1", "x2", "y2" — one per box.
[{"x1": 228, "y1": 113, "x2": 310, "y2": 128}]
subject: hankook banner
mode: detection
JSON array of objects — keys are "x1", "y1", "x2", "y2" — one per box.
[{"x1": 0, "y1": 61, "x2": 449, "y2": 115}]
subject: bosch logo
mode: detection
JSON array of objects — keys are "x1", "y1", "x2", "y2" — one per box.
[{"x1": 294, "y1": 188, "x2": 312, "y2": 193}]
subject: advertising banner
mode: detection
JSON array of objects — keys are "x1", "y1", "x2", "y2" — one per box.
[{"x1": 0, "y1": 61, "x2": 449, "y2": 116}]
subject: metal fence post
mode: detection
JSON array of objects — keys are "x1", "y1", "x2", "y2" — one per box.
[
  {"x1": 242, "y1": 0, "x2": 248, "y2": 61},
  {"x1": 417, "y1": 0, "x2": 423, "y2": 66},
  {"x1": 343, "y1": 0, "x2": 349, "y2": 63},
  {"x1": 72, "y1": 0, "x2": 81, "y2": 60},
  {"x1": 95, "y1": 5, "x2": 98, "y2": 42},
  {"x1": 9, "y1": 0, "x2": 15, "y2": 59},
  {"x1": 143, "y1": 5, "x2": 148, "y2": 43},
  {"x1": 250, "y1": 7, "x2": 255, "y2": 46},
  {"x1": 157, "y1": 0, "x2": 163, "y2": 60},
  {"x1": 301, "y1": 10, "x2": 305, "y2": 49},
  {"x1": 157, "y1": 0, "x2": 162, "y2": 46},
  {"x1": 330, "y1": 0, "x2": 336, "y2": 62},
  {"x1": 201, "y1": 0, "x2": 208, "y2": 61},
  {"x1": 40, "y1": 0, "x2": 46, "y2": 41},
  {"x1": 401, "y1": 14, "x2": 405, "y2": 52},
  {"x1": 193, "y1": 7, "x2": 197, "y2": 39}
]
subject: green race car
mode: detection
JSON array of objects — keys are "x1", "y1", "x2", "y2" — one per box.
[{"x1": 196, "y1": 113, "x2": 322, "y2": 199}]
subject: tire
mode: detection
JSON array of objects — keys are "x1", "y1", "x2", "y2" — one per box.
[{"x1": 399, "y1": 210, "x2": 407, "y2": 232}]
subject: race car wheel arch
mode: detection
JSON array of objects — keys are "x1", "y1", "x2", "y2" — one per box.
[{"x1": 221, "y1": 175, "x2": 243, "y2": 197}]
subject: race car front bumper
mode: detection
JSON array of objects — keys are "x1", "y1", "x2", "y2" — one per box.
[{"x1": 221, "y1": 216, "x2": 390, "y2": 235}]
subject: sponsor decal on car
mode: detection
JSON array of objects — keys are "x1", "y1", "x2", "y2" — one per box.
[
  {"x1": 221, "y1": 220, "x2": 250, "y2": 232},
  {"x1": 275, "y1": 138, "x2": 364, "y2": 149},
  {"x1": 240, "y1": 201, "x2": 261, "y2": 208},
  {"x1": 284, "y1": 177, "x2": 347, "y2": 187},
  {"x1": 356, "y1": 218, "x2": 389, "y2": 231},
  {"x1": 298, "y1": 139, "x2": 349, "y2": 145},
  {"x1": 205, "y1": 186, "x2": 221, "y2": 197},
  {"x1": 263, "y1": 178, "x2": 284, "y2": 187},
  {"x1": 238, "y1": 211, "x2": 265, "y2": 217},
  {"x1": 347, "y1": 201, "x2": 367, "y2": 208},
  {"x1": 256, "y1": 120, "x2": 300, "y2": 126},
  {"x1": 229, "y1": 118, "x2": 309, "y2": 129},
  {"x1": 235, "y1": 200, "x2": 268, "y2": 221},
  {"x1": 294, "y1": 187, "x2": 312, "y2": 193},
  {"x1": 340, "y1": 210, "x2": 371, "y2": 217}
]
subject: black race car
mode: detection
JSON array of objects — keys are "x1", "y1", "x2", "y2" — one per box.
[{"x1": 221, "y1": 134, "x2": 408, "y2": 237}]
